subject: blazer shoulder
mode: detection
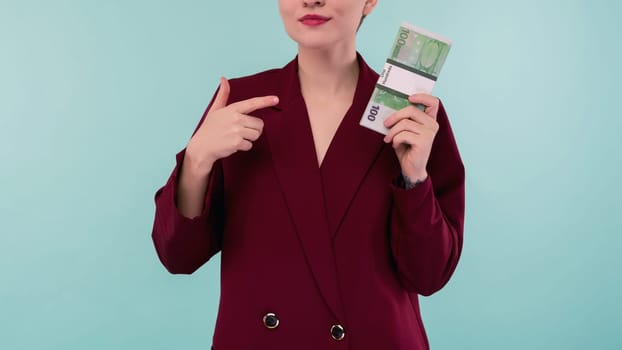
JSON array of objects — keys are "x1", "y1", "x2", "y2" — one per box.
[{"x1": 227, "y1": 66, "x2": 284, "y2": 103}]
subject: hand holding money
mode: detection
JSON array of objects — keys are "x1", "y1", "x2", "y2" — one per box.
[
  {"x1": 359, "y1": 21, "x2": 451, "y2": 182},
  {"x1": 360, "y1": 22, "x2": 451, "y2": 135},
  {"x1": 383, "y1": 93, "x2": 440, "y2": 182}
]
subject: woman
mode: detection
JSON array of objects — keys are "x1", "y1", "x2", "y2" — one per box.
[{"x1": 151, "y1": 0, "x2": 465, "y2": 349}]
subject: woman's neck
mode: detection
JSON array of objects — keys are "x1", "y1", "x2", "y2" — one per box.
[{"x1": 297, "y1": 44, "x2": 360, "y2": 102}]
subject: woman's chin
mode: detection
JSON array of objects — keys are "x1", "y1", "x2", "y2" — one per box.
[{"x1": 293, "y1": 37, "x2": 340, "y2": 51}]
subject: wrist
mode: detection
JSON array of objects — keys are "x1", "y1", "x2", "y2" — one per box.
[
  {"x1": 400, "y1": 171, "x2": 427, "y2": 190},
  {"x1": 183, "y1": 149, "x2": 215, "y2": 179},
  {"x1": 402, "y1": 169, "x2": 427, "y2": 182}
]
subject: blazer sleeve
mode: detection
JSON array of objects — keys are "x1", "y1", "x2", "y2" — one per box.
[
  {"x1": 151, "y1": 88, "x2": 225, "y2": 274},
  {"x1": 389, "y1": 100, "x2": 466, "y2": 296}
]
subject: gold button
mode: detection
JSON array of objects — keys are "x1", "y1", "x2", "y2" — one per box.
[
  {"x1": 263, "y1": 313, "x2": 279, "y2": 329},
  {"x1": 331, "y1": 324, "x2": 345, "y2": 341}
]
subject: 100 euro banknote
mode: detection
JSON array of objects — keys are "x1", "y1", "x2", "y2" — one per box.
[{"x1": 360, "y1": 22, "x2": 452, "y2": 135}]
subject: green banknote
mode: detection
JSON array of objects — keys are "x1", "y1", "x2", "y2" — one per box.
[
  {"x1": 360, "y1": 22, "x2": 452, "y2": 135},
  {"x1": 389, "y1": 24, "x2": 451, "y2": 80}
]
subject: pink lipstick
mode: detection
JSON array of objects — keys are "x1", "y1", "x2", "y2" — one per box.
[{"x1": 299, "y1": 14, "x2": 331, "y2": 26}]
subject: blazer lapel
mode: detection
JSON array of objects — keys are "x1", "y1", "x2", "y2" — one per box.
[
  {"x1": 262, "y1": 53, "x2": 387, "y2": 323},
  {"x1": 320, "y1": 53, "x2": 386, "y2": 238},
  {"x1": 263, "y1": 57, "x2": 346, "y2": 322}
]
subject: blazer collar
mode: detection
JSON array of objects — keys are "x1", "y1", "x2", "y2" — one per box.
[
  {"x1": 262, "y1": 52, "x2": 386, "y2": 324},
  {"x1": 271, "y1": 52, "x2": 386, "y2": 236}
]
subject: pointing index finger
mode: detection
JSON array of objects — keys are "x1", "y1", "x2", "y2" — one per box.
[{"x1": 229, "y1": 95, "x2": 280, "y2": 114}]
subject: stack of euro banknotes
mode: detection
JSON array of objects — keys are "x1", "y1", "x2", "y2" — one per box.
[{"x1": 360, "y1": 22, "x2": 452, "y2": 135}]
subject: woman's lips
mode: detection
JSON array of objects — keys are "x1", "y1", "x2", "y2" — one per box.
[{"x1": 299, "y1": 15, "x2": 330, "y2": 26}]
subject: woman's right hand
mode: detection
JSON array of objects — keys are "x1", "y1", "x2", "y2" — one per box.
[{"x1": 185, "y1": 77, "x2": 279, "y2": 176}]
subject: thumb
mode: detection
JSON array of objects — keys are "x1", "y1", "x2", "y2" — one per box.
[{"x1": 210, "y1": 76, "x2": 230, "y2": 111}]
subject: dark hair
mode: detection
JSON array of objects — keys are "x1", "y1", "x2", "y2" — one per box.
[{"x1": 357, "y1": 15, "x2": 367, "y2": 32}]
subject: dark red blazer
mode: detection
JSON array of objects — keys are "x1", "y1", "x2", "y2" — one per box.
[{"x1": 151, "y1": 52, "x2": 465, "y2": 350}]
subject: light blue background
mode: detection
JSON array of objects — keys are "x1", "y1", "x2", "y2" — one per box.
[{"x1": 1, "y1": 0, "x2": 620, "y2": 349}]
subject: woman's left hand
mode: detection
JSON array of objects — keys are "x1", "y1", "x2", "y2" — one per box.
[{"x1": 383, "y1": 93, "x2": 440, "y2": 182}]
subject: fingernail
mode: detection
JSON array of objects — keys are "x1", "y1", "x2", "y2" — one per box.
[{"x1": 273, "y1": 96, "x2": 279, "y2": 104}]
